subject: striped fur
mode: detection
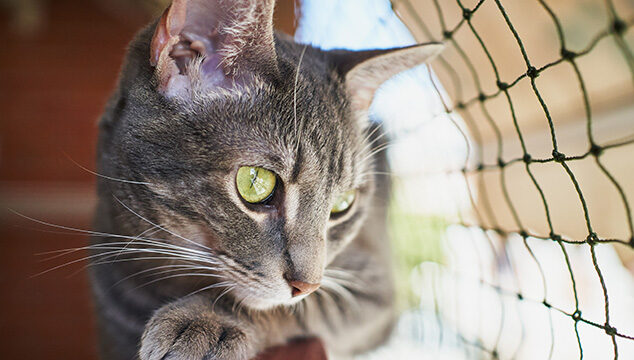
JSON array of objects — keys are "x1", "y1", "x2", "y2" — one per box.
[{"x1": 92, "y1": 1, "x2": 438, "y2": 359}]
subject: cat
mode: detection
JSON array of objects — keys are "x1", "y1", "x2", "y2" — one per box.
[{"x1": 90, "y1": 0, "x2": 441, "y2": 359}]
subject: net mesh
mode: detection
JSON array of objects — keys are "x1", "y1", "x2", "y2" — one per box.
[{"x1": 387, "y1": 0, "x2": 634, "y2": 358}]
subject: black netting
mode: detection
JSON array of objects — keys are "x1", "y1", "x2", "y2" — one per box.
[{"x1": 390, "y1": 0, "x2": 634, "y2": 358}]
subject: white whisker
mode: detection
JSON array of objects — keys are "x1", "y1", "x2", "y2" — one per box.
[
  {"x1": 36, "y1": 250, "x2": 208, "y2": 278},
  {"x1": 113, "y1": 196, "x2": 213, "y2": 252},
  {"x1": 211, "y1": 285, "x2": 236, "y2": 310},
  {"x1": 294, "y1": 44, "x2": 309, "y2": 152},
  {"x1": 113, "y1": 224, "x2": 165, "y2": 261},
  {"x1": 130, "y1": 272, "x2": 224, "y2": 292},
  {"x1": 322, "y1": 277, "x2": 362, "y2": 314},
  {"x1": 12, "y1": 211, "x2": 212, "y2": 262},
  {"x1": 186, "y1": 282, "x2": 234, "y2": 301},
  {"x1": 64, "y1": 153, "x2": 153, "y2": 186},
  {"x1": 111, "y1": 264, "x2": 215, "y2": 288}
]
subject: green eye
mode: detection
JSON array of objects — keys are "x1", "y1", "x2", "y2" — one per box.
[
  {"x1": 331, "y1": 190, "x2": 356, "y2": 214},
  {"x1": 236, "y1": 166, "x2": 277, "y2": 203}
]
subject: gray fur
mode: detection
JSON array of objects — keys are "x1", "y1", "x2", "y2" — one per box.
[{"x1": 90, "y1": 2, "x2": 439, "y2": 359}]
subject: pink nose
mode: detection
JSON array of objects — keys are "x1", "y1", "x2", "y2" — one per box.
[{"x1": 288, "y1": 280, "x2": 320, "y2": 297}]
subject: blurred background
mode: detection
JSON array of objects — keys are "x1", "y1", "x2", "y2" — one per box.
[
  {"x1": 0, "y1": 0, "x2": 297, "y2": 358},
  {"x1": 1, "y1": 0, "x2": 633, "y2": 359}
]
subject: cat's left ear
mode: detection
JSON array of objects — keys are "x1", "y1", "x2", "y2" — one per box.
[
  {"x1": 150, "y1": 0, "x2": 279, "y2": 98},
  {"x1": 329, "y1": 43, "x2": 444, "y2": 114}
]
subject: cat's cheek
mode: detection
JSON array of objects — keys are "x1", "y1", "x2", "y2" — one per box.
[
  {"x1": 180, "y1": 223, "x2": 223, "y2": 250},
  {"x1": 154, "y1": 214, "x2": 223, "y2": 251},
  {"x1": 326, "y1": 211, "x2": 367, "y2": 255}
]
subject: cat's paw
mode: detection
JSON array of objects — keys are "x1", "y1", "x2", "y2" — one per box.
[{"x1": 139, "y1": 298, "x2": 255, "y2": 360}]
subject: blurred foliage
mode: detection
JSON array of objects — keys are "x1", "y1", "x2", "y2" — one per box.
[{"x1": 388, "y1": 195, "x2": 447, "y2": 310}]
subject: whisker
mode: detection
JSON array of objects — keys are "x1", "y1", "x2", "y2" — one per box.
[
  {"x1": 322, "y1": 278, "x2": 361, "y2": 314},
  {"x1": 90, "y1": 247, "x2": 216, "y2": 265},
  {"x1": 110, "y1": 264, "x2": 211, "y2": 288},
  {"x1": 358, "y1": 129, "x2": 390, "y2": 160},
  {"x1": 324, "y1": 276, "x2": 365, "y2": 293},
  {"x1": 39, "y1": 239, "x2": 216, "y2": 264},
  {"x1": 185, "y1": 282, "x2": 234, "y2": 300},
  {"x1": 325, "y1": 268, "x2": 368, "y2": 284},
  {"x1": 64, "y1": 152, "x2": 153, "y2": 186},
  {"x1": 113, "y1": 196, "x2": 212, "y2": 252},
  {"x1": 358, "y1": 126, "x2": 389, "y2": 156},
  {"x1": 129, "y1": 272, "x2": 224, "y2": 292},
  {"x1": 359, "y1": 123, "x2": 384, "y2": 149},
  {"x1": 325, "y1": 268, "x2": 376, "y2": 293},
  {"x1": 113, "y1": 224, "x2": 165, "y2": 261},
  {"x1": 315, "y1": 288, "x2": 337, "y2": 319},
  {"x1": 359, "y1": 142, "x2": 392, "y2": 164},
  {"x1": 12, "y1": 211, "x2": 212, "y2": 262},
  {"x1": 233, "y1": 294, "x2": 249, "y2": 314},
  {"x1": 90, "y1": 256, "x2": 210, "y2": 268},
  {"x1": 34, "y1": 247, "x2": 217, "y2": 278},
  {"x1": 69, "y1": 264, "x2": 213, "y2": 282},
  {"x1": 211, "y1": 285, "x2": 236, "y2": 310},
  {"x1": 293, "y1": 44, "x2": 309, "y2": 152}
]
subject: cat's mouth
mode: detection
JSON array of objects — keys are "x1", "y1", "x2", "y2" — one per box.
[
  {"x1": 229, "y1": 277, "x2": 321, "y2": 310},
  {"x1": 179, "y1": 225, "x2": 323, "y2": 310}
]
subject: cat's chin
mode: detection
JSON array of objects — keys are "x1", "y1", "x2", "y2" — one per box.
[
  {"x1": 240, "y1": 296, "x2": 310, "y2": 311},
  {"x1": 241, "y1": 298, "x2": 288, "y2": 311},
  {"x1": 232, "y1": 289, "x2": 310, "y2": 311}
]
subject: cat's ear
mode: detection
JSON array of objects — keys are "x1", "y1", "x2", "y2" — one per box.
[
  {"x1": 330, "y1": 43, "x2": 444, "y2": 114},
  {"x1": 150, "y1": 0, "x2": 279, "y2": 98}
]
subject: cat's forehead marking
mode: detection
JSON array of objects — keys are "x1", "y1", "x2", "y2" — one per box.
[{"x1": 284, "y1": 184, "x2": 300, "y2": 227}]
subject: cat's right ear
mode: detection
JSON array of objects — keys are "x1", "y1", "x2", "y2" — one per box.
[
  {"x1": 150, "y1": 0, "x2": 279, "y2": 99},
  {"x1": 329, "y1": 43, "x2": 444, "y2": 115}
]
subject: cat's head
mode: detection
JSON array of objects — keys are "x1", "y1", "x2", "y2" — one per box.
[{"x1": 99, "y1": 0, "x2": 441, "y2": 309}]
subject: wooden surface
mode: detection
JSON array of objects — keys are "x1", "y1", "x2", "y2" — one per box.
[
  {"x1": 0, "y1": 217, "x2": 97, "y2": 359},
  {"x1": 0, "y1": 1, "x2": 324, "y2": 359},
  {"x1": 256, "y1": 338, "x2": 328, "y2": 360}
]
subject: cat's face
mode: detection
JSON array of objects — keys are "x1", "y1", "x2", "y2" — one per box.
[
  {"x1": 98, "y1": 0, "x2": 441, "y2": 310},
  {"x1": 114, "y1": 67, "x2": 373, "y2": 309}
]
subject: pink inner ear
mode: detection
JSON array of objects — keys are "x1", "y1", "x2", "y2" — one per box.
[
  {"x1": 148, "y1": 0, "x2": 279, "y2": 98},
  {"x1": 150, "y1": 3, "x2": 187, "y2": 67},
  {"x1": 150, "y1": 0, "x2": 229, "y2": 97}
]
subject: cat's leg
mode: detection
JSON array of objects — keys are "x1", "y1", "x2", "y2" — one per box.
[{"x1": 139, "y1": 295, "x2": 264, "y2": 360}]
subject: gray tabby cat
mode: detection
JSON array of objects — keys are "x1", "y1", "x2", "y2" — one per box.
[{"x1": 90, "y1": 0, "x2": 441, "y2": 359}]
